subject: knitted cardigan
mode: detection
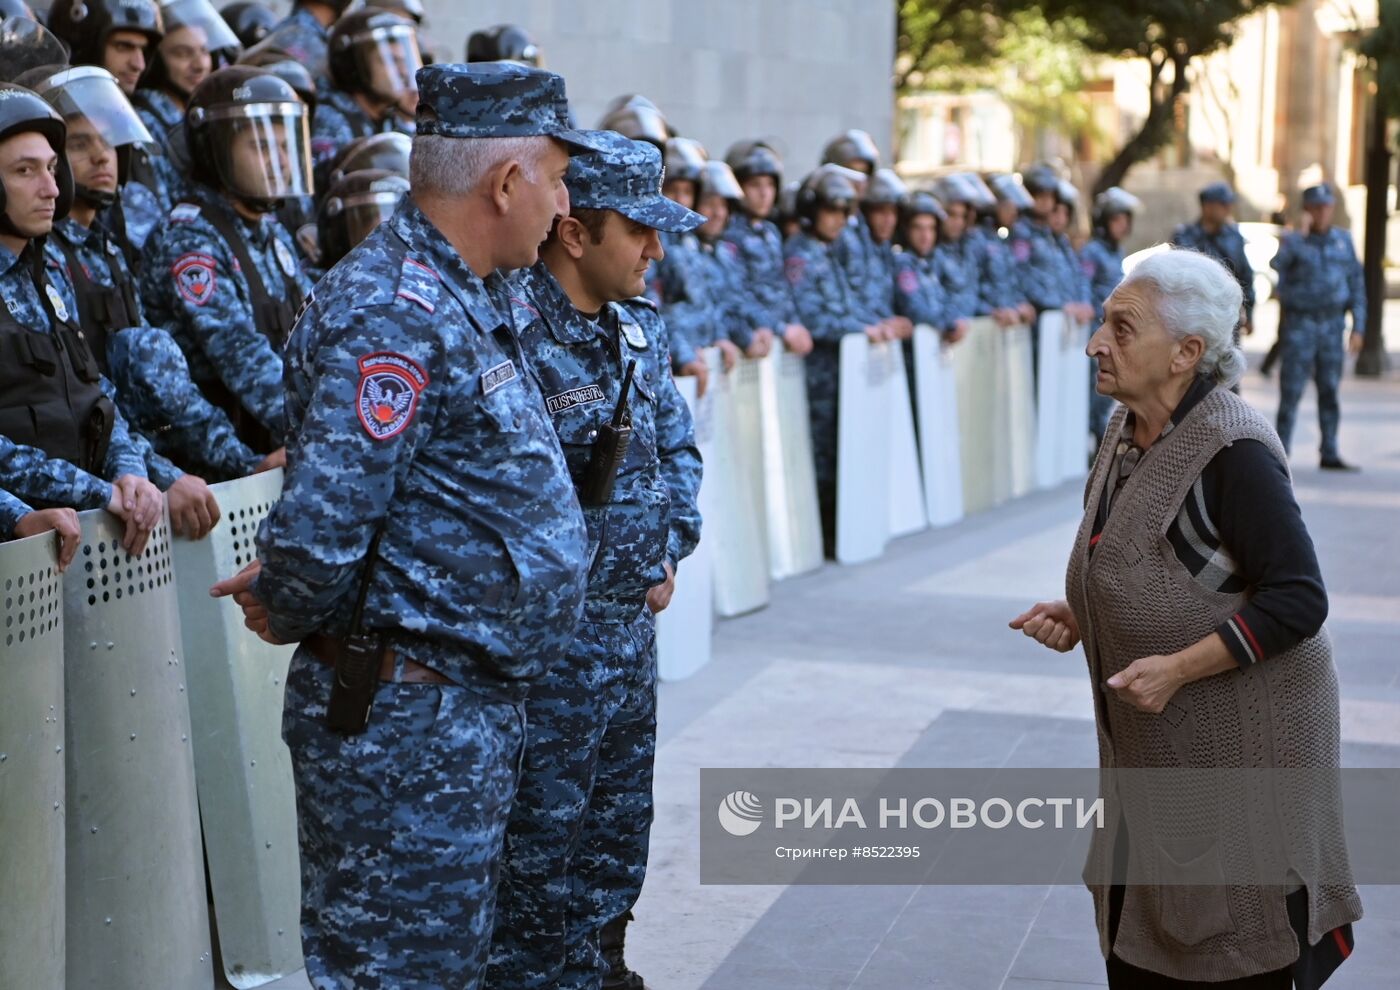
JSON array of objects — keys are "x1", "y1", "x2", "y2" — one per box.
[{"x1": 1065, "y1": 385, "x2": 1362, "y2": 981}]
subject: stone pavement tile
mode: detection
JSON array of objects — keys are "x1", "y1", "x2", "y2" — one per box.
[
  {"x1": 1004, "y1": 932, "x2": 1109, "y2": 985},
  {"x1": 1001, "y1": 981, "x2": 1107, "y2": 990},
  {"x1": 1356, "y1": 883, "x2": 1400, "y2": 921},
  {"x1": 700, "y1": 962, "x2": 853, "y2": 990},
  {"x1": 1325, "y1": 915, "x2": 1400, "y2": 988},
  {"x1": 1001, "y1": 727, "x2": 1098, "y2": 769},
  {"x1": 844, "y1": 904, "x2": 1033, "y2": 990},
  {"x1": 906, "y1": 884, "x2": 1050, "y2": 925},
  {"x1": 1027, "y1": 883, "x2": 1098, "y2": 940}
]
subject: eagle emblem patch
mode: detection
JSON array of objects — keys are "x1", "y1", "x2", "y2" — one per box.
[{"x1": 356, "y1": 351, "x2": 428, "y2": 440}]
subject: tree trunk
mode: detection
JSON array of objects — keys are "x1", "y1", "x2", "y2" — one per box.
[{"x1": 1091, "y1": 48, "x2": 1193, "y2": 196}]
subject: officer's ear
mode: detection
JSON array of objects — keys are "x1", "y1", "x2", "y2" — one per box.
[
  {"x1": 554, "y1": 214, "x2": 588, "y2": 260},
  {"x1": 487, "y1": 157, "x2": 528, "y2": 216}
]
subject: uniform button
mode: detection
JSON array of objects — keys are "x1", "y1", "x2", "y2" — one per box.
[{"x1": 588, "y1": 429, "x2": 598, "y2": 440}]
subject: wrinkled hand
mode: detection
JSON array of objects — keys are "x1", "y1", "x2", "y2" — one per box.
[
  {"x1": 646, "y1": 560, "x2": 676, "y2": 614},
  {"x1": 166, "y1": 474, "x2": 221, "y2": 540},
  {"x1": 106, "y1": 474, "x2": 163, "y2": 557},
  {"x1": 1105, "y1": 655, "x2": 1185, "y2": 714},
  {"x1": 782, "y1": 322, "x2": 813, "y2": 356},
  {"x1": 1009, "y1": 599, "x2": 1080, "y2": 653},
  {"x1": 254, "y1": 447, "x2": 287, "y2": 474},
  {"x1": 677, "y1": 357, "x2": 710, "y2": 397},
  {"x1": 14, "y1": 507, "x2": 81, "y2": 571},
  {"x1": 745, "y1": 328, "x2": 775, "y2": 359},
  {"x1": 1349, "y1": 331, "x2": 1364, "y2": 355},
  {"x1": 209, "y1": 559, "x2": 287, "y2": 645},
  {"x1": 715, "y1": 338, "x2": 741, "y2": 372}
]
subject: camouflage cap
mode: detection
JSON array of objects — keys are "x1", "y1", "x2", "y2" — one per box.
[
  {"x1": 414, "y1": 62, "x2": 606, "y2": 153},
  {"x1": 1301, "y1": 182, "x2": 1335, "y2": 207},
  {"x1": 1198, "y1": 180, "x2": 1236, "y2": 205},
  {"x1": 565, "y1": 129, "x2": 704, "y2": 233}
]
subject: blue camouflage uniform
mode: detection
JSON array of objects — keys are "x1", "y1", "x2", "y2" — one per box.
[
  {"x1": 0, "y1": 241, "x2": 150, "y2": 511},
  {"x1": 1172, "y1": 220, "x2": 1256, "y2": 329},
  {"x1": 485, "y1": 135, "x2": 702, "y2": 990},
  {"x1": 721, "y1": 212, "x2": 800, "y2": 331},
  {"x1": 834, "y1": 211, "x2": 896, "y2": 319},
  {"x1": 978, "y1": 220, "x2": 1029, "y2": 314},
  {"x1": 934, "y1": 232, "x2": 986, "y2": 325},
  {"x1": 250, "y1": 62, "x2": 600, "y2": 990},
  {"x1": 140, "y1": 189, "x2": 314, "y2": 442},
  {"x1": 47, "y1": 215, "x2": 261, "y2": 480},
  {"x1": 784, "y1": 228, "x2": 870, "y2": 552},
  {"x1": 1013, "y1": 216, "x2": 1088, "y2": 314},
  {"x1": 0, "y1": 487, "x2": 32, "y2": 535},
  {"x1": 262, "y1": 5, "x2": 331, "y2": 76},
  {"x1": 648, "y1": 231, "x2": 753, "y2": 353},
  {"x1": 311, "y1": 87, "x2": 415, "y2": 191},
  {"x1": 892, "y1": 248, "x2": 947, "y2": 332},
  {"x1": 1080, "y1": 234, "x2": 1126, "y2": 443},
  {"x1": 1271, "y1": 225, "x2": 1366, "y2": 461},
  {"x1": 131, "y1": 89, "x2": 189, "y2": 212}
]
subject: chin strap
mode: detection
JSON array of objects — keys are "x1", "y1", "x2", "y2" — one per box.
[{"x1": 76, "y1": 184, "x2": 118, "y2": 210}]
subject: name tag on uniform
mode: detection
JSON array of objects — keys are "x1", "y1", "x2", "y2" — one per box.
[
  {"x1": 546, "y1": 384, "x2": 606, "y2": 415},
  {"x1": 45, "y1": 284, "x2": 69, "y2": 322},
  {"x1": 481, "y1": 360, "x2": 517, "y2": 395},
  {"x1": 621, "y1": 321, "x2": 649, "y2": 350},
  {"x1": 273, "y1": 238, "x2": 298, "y2": 278}
]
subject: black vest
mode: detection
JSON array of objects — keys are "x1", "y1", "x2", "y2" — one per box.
[
  {"x1": 50, "y1": 227, "x2": 141, "y2": 377},
  {"x1": 0, "y1": 246, "x2": 115, "y2": 494}
]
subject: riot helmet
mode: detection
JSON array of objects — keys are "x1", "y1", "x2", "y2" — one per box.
[
  {"x1": 0, "y1": 1, "x2": 35, "y2": 21},
  {"x1": 317, "y1": 166, "x2": 405, "y2": 266},
  {"x1": 0, "y1": 15, "x2": 68, "y2": 81},
  {"x1": 725, "y1": 139, "x2": 781, "y2": 185},
  {"x1": 1092, "y1": 185, "x2": 1140, "y2": 235},
  {"x1": 796, "y1": 165, "x2": 859, "y2": 226},
  {"x1": 1020, "y1": 164, "x2": 1059, "y2": 198},
  {"x1": 185, "y1": 65, "x2": 311, "y2": 210},
  {"x1": 1054, "y1": 178, "x2": 1078, "y2": 211},
  {"x1": 363, "y1": 0, "x2": 423, "y2": 25},
  {"x1": 47, "y1": 0, "x2": 162, "y2": 78},
  {"x1": 22, "y1": 63, "x2": 152, "y2": 206},
  {"x1": 820, "y1": 128, "x2": 879, "y2": 174},
  {"x1": 327, "y1": 9, "x2": 419, "y2": 109},
  {"x1": 662, "y1": 136, "x2": 705, "y2": 184},
  {"x1": 218, "y1": 1, "x2": 276, "y2": 50},
  {"x1": 327, "y1": 129, "x2": 408, "y2": 185},
  {"x1": 862, "y1": 167, "x2": 906, "y2": 206},
  {"x1": 597, "y1": 93, "x2": 668, "y2": 150},
  {"x1": 775, "y1": 178, "x2": 800, "y2": 230},
  {"x1": 238, "y1": 42, "x2": 315, "y2": 111},
  {"x1": 899, "y1": 189, "x2": 945, "y2": 224},
  {"x1": 465, "y1": 22, "x2": 540, "y2": 66},
  {"x1": 696, "y1": 159, "x2": 741, "y2": 204},
  {"x1": 0, "y1": 81, "x2": 74, "y2": 232},
  {"x1": 143, "y1": 0, "x2": 240, "y2": 100},
  {"x1": 987, "y1": 171, "x2": 1032, "y2": 210}
]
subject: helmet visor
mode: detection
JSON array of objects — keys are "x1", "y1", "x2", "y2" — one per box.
[
  {"x1": 161, "y1": 0, "x2": 242, "y2": 53},
  {"x1": 210, "y1": 102, "x2": 313, "y2": 200},
  {"x1": 352, "y1": 24, "x2": 422, "y2": 102},
  {"x1": 36, "y1": 68, "x2": 155, "y2": 150},
  {"x1": 341, "y1": 185, "x2": 407, "y2": 247}
]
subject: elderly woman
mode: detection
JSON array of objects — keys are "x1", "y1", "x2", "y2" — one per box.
[{"x1": 1012, "y1": 248, "x2": 1361, "y2": 989}]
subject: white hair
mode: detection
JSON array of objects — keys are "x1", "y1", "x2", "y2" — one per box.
[
  {"x1": 409, "y1": 134, "x2": 553, "y2": 197},
  {"x1": 1117, "y1": 247, "x2": 1247, "y2": 388}
]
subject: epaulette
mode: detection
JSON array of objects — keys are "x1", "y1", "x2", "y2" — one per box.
[
  {"x1": 394, "y1": 256, "x2": 441, "y2": 314},
  {"x1": 624, "y1": 294, "x2": 657, "y2": 311},
  {"x1": 170, "y1": 203, "x2": 201, "y2": 223}
]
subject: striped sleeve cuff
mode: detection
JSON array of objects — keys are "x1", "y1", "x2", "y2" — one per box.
[{"x1": 1219, "y1": 613, "x2": 1265, "y2": 669}]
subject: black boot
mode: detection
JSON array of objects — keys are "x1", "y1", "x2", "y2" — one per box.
[{"x1": 601, "y1": 911, "x2": 649, "y2": 990}]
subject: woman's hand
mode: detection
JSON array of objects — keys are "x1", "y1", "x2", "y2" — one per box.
[
  {"x1": 1105, "y1": 656, "x2": 1186, "y2": 714},
  {"x1": 1009, "y1": 600, "x2": 1080, "y2": 653}
]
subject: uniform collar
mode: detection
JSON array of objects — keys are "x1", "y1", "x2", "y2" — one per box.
[
  {"x1": 291, "y1": 5, "x2": 328, "y2": 34},
  {"x1": 520, "y1": 260, "x2": 609, "y2": 345},
  {"x1": 388, "y1": 198, "x2": 506, "y2": 334},
  {"x1": 0, "y1": 239, "x2": 24, "y2": 279},
  {"x1": 53, "y1": 217, "x2": 100, "y2": 250}
]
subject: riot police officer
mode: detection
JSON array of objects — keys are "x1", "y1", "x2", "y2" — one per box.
[
  {"x1": 260, "y1": 0, "x2": 351, "y2": 74},
  {"x1": 820, "y1": 127, "x2": 879, "y2": 176},
  {"x1": 315, "y1": 165, "x2": 407, "y2": 267},
  {"x1": 722, "y1": 139, "x2": 812, "y2": 356},
  {"x1": 47, "y1": 0, "x2": 164, "y2": 96},
  {"x1": 835, "y1": 165, "x2": 910, "y2": 340},
  {"x1": 932, "y1": 173, "x2": 986, "y2": 338},
  {"x1": 139, "y1": 65, "x2": 314, "y2": 452},
  {"x1": 1272, "y1": 182, "x2": 1366, "y2": 470},
  {"x1": 219, "y1": 1, "x2": 278, "y2": 50},
  {"x1": 486, "y1": 129, "x2": 703, "y2": 990},
  {"x1": 1081, "y1": 186, "x2": 1140, "y2": 447},
  {"x1": 27, "y1": 61, "x2": 268, "y2": 485},
  {"x1": 0, "y1": 81, "x2": 163, "y2": 554},
  {"x1": 1172, "y1": 180, "x2": 1256, "y2": 339},
  {"x1": 784, "y1": 165, "x2": 885, "y2": 556},
  {"x1": 211, "y1": 61, "x2": 604, "y2": 988},
  {"x1": 1013, "y1": 165, "x2": 1092, "y2": 323},
  {"x1": 311, "y1": 7, "x2": 418, "y2": 188},
  {"x1": 465, "y1": 22, "x2": 542, "y2": 66},
  {"x1": 326, "y1": 128, "x2": 410, "y2": 185},
  {"x1": 893, "y1": 189, "x2": 953, "y2": 338},
  {"x1": 598, "y1": 93, "x2": 670, "y2": 151}
]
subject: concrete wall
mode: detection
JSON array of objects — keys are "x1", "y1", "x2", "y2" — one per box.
[{"x1": 415, "y1": 0, "x2": 897, "y2": 176}]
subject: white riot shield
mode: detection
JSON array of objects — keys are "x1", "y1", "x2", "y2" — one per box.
[
  {"x1": 705, "y1": 349, "x2": 769, "y2": 617},
  {"x1": 955, "y1": 317, "x2": 999, "y2": 514},
  {"x1": 886, "y1": 340, "x2": 927, "y2": 537},
  {"x1": 1001, "y1": 323, "x2": 1038, "y2": 498},
  {"x1": 1, "y1": 533, "x2": 65, "y2": 990},
  {"x1": 758, "y1": 343, "x2": 823, "y2": 580},
  {"x1": 1034, "y1": 310, "x2": 1067, "y2": 489},
  {"x1": 171, "y1": 470, "x2": 303, "y2": 987},
  {"x1": 836, "y1": 334, "x2": 891, "y2": 564},
  {"x1": 657, "y1": 375, "x2": 714, "y2": 681},
  {"x1": 63, "y1": 509, "x2": 212, "y2": 990},
  {"x1": 989, "y1": 324, "x2": 1014, "y2": 505},
  {"x1": 911, "y1": 325, "x2": 963, "y2": 526},
  {"x1": 1057, "y1": 316, "x2": 1092, "y2": 482}
]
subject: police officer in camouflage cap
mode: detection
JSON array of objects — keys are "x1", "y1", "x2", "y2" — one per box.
[
  {"x1": 485, "y1": 129, "x2": 703, "y2": 990},
  {"x1": 212, "y1": 60, "x2": 607, "y2": 988},
  {"x1": 1172, "y1": 180, "x2": 1256, "y2": 339}
]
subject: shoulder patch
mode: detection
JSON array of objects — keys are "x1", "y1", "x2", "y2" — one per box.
[
  {"x1": 170, "y1": 203, "x2": 201, "y2": 223},
  {"x1": 396, "y1": 257, "x2": 439, "y2": 314},
  {"x1": 897, "y1": 267, "x2": 919, "y2": 294},
  {"x1": 172, "y1": 252, "x2": 217, "y2": 305},
  {"x1": 785, "y1": 255, "x2": 806, "y2": 286},
  {"x1": 1012, "y1": 239, "x2": 1031, "y2": 263},
  {"x1": 356, "y1": 351, "x2": 428, "y2": 440},
  {"x1": 1080, "y1": 258, "x2": 1096, "y2": 277},
  {"x1": 481, "y1": 359, "x2": 517, "y2": 395}
]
